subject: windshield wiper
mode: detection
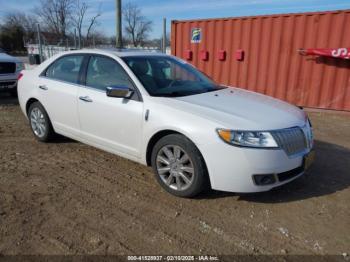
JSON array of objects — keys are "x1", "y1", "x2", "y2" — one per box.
[
  {"x1": 153, "y1": 86, "x2": 227, "y2": 97},
  {"x1": 154, "y1": 91, "x2": 198, "y2": 97}
]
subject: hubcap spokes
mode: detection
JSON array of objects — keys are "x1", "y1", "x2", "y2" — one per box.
[
  {"x1": 156, "y1": 145, "x2": 194, "y2": 191},
  {"x1": 30, "y1": 108, "x2": 46, "y2": 138}
]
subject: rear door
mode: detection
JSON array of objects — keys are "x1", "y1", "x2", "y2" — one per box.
[
  {"x1": 39, "y1": 54, "x2": 85, "y2": 137},
  {"x1": 78, "y1": 55, "x2": 144, "y2": 158}
]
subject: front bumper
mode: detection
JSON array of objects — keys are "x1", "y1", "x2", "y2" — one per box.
[
  {"x1": 0, "y1": 73, "x2": 19, "y2": 92},
  {"x1": 199, "y1": 141, "x2": 313, "y2": 193}
]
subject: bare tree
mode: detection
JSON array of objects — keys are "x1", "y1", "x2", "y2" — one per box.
[
  {"x1": 123, "y1": 2, "x2": 152, "y2": 47},
  {"x1": 71, "y1": 0, "x2": 88, "y2": 48},
  {"x1": 4, "y1": 12, "x2": 38, "y2": 36},
  {"x1": 89, "y1": 31, "x2": 108, "y2": 47},
  {"x1": 86, "y1": 6, "x2": 102, "y2": 44},
  {"x1": 0, "y1": 12, "x2": 39, "y2": 52},
  {"x1": 71, "y1": 0, "x2": 102, "y2": 48},
  {"x1": 36, "y1": 0, "x2": 73, "y2": 40}
]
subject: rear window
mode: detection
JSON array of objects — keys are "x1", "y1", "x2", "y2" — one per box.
[{"x1": 45, "y1": 55, "x2": 84, "y2": 84}]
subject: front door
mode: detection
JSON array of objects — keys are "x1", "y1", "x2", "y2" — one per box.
[{"x1": 78, "y1": 55, "x2": 144, "y2": 158}]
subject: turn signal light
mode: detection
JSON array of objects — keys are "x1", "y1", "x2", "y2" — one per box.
[{"x1": 217, "y1": 129, "x2": 232, "y2": 143}]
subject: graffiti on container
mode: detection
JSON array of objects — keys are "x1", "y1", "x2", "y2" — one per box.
[
  {"x1": 299, "y1": 48, "x2": 350, "y2": 59},
  {"x1": 191, "y1": 28, "x2": 201, "y2": 43},
  {"x1": 331, "y1": 48, "x2": 350, "y2": 59}
]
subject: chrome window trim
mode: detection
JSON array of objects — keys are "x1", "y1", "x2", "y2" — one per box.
[
  {"x1": 39, "y1": 69, "x2": 143, "y2": 101},
  {"x1": 38, "y1": 53, "x2": 143, "y2": 102},
  {"x1": 39, "y1": 75, "x2": 110, "y2": 95},
  {"x1": 39, "y1": 75, "x2": 88, "y2": 89}
]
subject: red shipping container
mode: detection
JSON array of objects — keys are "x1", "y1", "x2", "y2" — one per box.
[
  {"x1": 171, "y1": 10, "x2": 350, "y2": 111},
  {"x1": 200, "y1": 50, "x2": 209, "y2": 61},
  {"x1": 235, "y1": 49, "x2": 244, "y2": 61},
  {"x1": 218, "y1": 50, "x2": 226, "y2": 61},
  {"x1": 184, "y1": 49, "x2": 192, "y2": 60}
]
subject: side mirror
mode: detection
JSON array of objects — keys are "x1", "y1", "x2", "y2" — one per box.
[{"x1": 106, "y1": 86, "x2": 134, "y2": 99}]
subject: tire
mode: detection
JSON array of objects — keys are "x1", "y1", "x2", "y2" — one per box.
[
  {"x1": 28, "y1": 102, "x2": 55, "y2": 142},
  {"x1": 151, "y1": 134, "x2": 209, "y2": 198}
]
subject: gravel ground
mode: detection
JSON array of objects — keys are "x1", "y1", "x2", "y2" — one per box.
[{"x1": 0, "y1": 93, "x2": 349, "y2": 257}]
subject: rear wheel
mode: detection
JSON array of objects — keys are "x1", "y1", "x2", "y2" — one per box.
[
  {"x1": 151, "y1": 134, "x2": 209, "y2": 197},
  {"x1": 28, "y1": 102, "x2": 55, "y2": 142}
]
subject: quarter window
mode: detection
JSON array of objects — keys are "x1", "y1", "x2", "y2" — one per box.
[
  {"x1": 45, "y1": 55, "x2": 84, "y2": 84},
  {"x1": 86, "y1": 56, "x2": 134, "y2": 91}
]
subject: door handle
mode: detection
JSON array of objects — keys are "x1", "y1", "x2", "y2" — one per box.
[
  {"x1": 38, "y1": 85, "x2": 48, "y2": 90},
  {"x1": 79, "y1": 96, "x2": 93, "y2": 102}
]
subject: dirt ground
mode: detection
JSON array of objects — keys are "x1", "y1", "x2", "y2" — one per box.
[{"x1": 0, "y1": 93, "x2": 349, "y2": 257}]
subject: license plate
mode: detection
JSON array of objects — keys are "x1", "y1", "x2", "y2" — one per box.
[{"x1": 304, "y1": 151, "x2": 315, "y2": 170}]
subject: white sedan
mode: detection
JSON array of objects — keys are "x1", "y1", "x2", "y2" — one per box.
[{"x1": 18, "y1": 49, "x2": 314, "y2": 197}]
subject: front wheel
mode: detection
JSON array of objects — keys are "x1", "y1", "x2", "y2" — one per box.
[
  {"x1": 151, "y1": 134, "x2": 209, "y2": 197},
  {"x1": 28, "y1": 102, "x2": 55, "y2": 142}
]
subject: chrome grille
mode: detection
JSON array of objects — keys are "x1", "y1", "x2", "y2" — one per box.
[
  {"x1": 272, "y1": 127, "x2": 307, "y2": 156},
  {"x1": 0, "y1": 62, "x2": 16, "y2": 74}
]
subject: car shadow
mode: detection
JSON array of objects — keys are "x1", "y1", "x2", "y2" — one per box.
[
  {"x1": 50, "y1": 135, "x2": 77, "y2": 144},
  {"x1": 197, "y1": 140, "x2": 350, "y2": 203},
  {"x1": 0, "y1": 93, "x2": 18, "y2": 105}
]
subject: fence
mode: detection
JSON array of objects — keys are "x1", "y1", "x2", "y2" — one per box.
[{"x1": 25, "y1": 43, "x2": 165, "y2": 62}]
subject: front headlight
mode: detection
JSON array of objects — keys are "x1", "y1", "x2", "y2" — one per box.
[
  {"x1": 16, "y1": 62, "x2": 25, "y2": 71},
  {"x1": 216, "y1": 129, "x2": 279, "y2": 148}
]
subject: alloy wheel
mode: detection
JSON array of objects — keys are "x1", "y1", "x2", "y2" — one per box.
[
  {"x1": 30, "y1": 107, "x2": 47, "y2": 138},
  {"x1": 156, "y1": 145, "x2": 195, "y2": 191}
]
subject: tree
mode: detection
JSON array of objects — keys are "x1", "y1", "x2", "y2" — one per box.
[
  {"x1": 36, "y1": 0, "x2": 73, "y2": 40},
  {"x1": 88, "y1": 31, "x2": 108, "y2": 47},
  {"x1": 71, "y1": 0, "x2": 88, "y2": 48},
  {"x1": 0, "y1": 12, "x2": 38, "y2": 52},
  {"x1": 71, "y1": 0, "x2": 101, "y2": 48},
  {"x1": 123, "y1": 2, "x2": 152, "y2": 47},
  {"x1": 85, "y1": 6, "x2": 102, "y2": 44},
  {"x1": 0, "y1": 24, "x2": 25, "y2": 52},
  {"x1": 4, "y1": 12, "x2": 38, "y2": 38}
]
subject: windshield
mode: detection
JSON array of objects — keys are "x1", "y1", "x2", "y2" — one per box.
[{"x1": 122, "y1": 55, "x2": 226, "y2": 97}]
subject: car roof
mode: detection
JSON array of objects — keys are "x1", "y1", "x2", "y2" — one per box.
[{"x1": 64, "y1": 48, "x2": 168, "y2": 58}]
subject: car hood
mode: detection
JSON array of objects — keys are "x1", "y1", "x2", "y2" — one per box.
[
  {"x1": 165, "y1": 87, "x2": 306, "y2": 130},
  {"x1": 0, "y1": 53, "x2": 21, "y2": 63}
]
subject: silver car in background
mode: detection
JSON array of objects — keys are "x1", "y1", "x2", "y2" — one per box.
[{"x1": 0, "y1": 50, "x2": 24, "y2": 97}]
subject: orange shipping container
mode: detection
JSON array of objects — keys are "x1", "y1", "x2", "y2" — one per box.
[{"x1": 171, "y1": 10, "x2": 350, "y2": 111}]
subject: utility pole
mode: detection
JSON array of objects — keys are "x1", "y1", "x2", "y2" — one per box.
[
  {"x1": 115, "y1": 0, "x2": 123, "y2": 48},
  {"x1": 36, "y1": 23, "x2": 43, "y2": 63},
  {"x1": 162, "y1": 18, "x2": 166, "y2": 53}
]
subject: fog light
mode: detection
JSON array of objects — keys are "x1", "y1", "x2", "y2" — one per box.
[{"x1": 253, "y1": 174, "x2": 276, "y2": 185}]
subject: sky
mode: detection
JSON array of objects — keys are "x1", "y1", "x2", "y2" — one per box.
[{"x1": 1, "y1": 0, "x2": 350, "y2": 39}]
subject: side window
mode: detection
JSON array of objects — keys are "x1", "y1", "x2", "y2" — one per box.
[
  {"x1": 45, "y1": 55, "x2": 84, "y2": 84},
  {"x1": 86, "y1": 56, "x2": 134, "y2": 91}
]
